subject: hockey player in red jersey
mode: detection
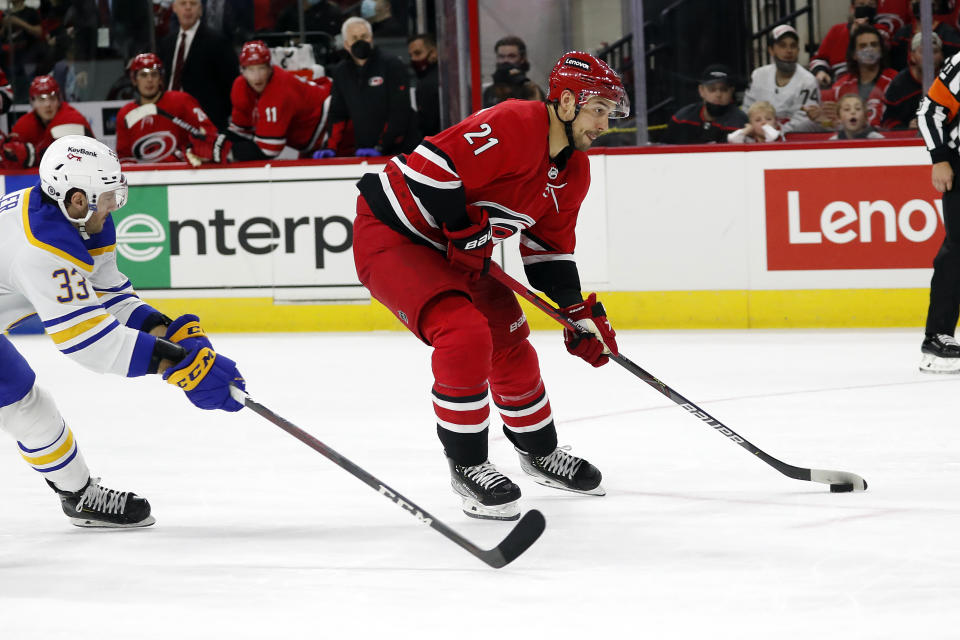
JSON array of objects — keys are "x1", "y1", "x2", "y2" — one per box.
[
  {"x1": 209, "y1": 40, "x2": 332, "y2": 163},
  {"x1": 353, "y1": 51, "x2": 628, "y2": 521},
  {"x1": 1, "y1": 75, "x2": 93, "y2": 170},
  {"x1": 116, "y1": 53, "x2": 219, "y2": 165},
  {"x1": 0, "y1": 68, "x2": 12, "y2": 114},
  {"x1": 3, "y1": 76, "x2": 93, "y2": 169}
]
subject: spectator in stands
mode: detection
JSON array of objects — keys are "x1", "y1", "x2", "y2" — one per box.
[
  {"x1": 110, "y1": 0, "x2": 154, "y2": 61},
  {"x1": 315, "y1": 17, "x2": 420, "y2": 157},
  {"x1": 890, "y1": 0, "x2": 960, "y2": 69},
  {"x1": 829, "y1": 93, "x2": 885, "y2": 138},
  {"x1": 820, "y1": 24, "x2": 898, "y2": 129},
  {"x1": 876, "y1": 0, "x2": 913, "y2": 37},
  {"x1": 275, "y1": 0, "x2": 342, "y2": 39},
  {"x1": 743, "y1": 24, "x2": 823, "y2": 133},
  {"x1": 1, "y1": 75, "x2": 92, "y2": 169},
  {"x1": 883, "y1": 31, "x2": 944, "y2": 129},
  {"x1": 662, "y1": 64, "x2": 748, "y2": 144},
  {"x1": 408, "y1": 32, "x2": 439, "y2": 136},
  {"x1": 210, "y1": 39, "x2": 332, "y2": 163},
  {"x1": 203, "y1": 0, "x2": 253, "y2": 45},
  {"x1": 361, "y1": 0, "x2": 404, "y2": 37},
  {"x1": 1, "y1": 0, "x2": 43, "y2": 98},
  {"x1": 728, "y1": 101, "x2": 783, "y2": 143},
  {"x1": 116, "y1": 52, "x2": 219, "y2": 165},
  {"x1": 158, "y1": 0, "x2": 238, "y2": 130},
  {"x1": 810, "y1": 0, "x2": 893, "y2": 89},
  {"x1": 482, "y1": 35, "x2": 545, "y2": 108}
]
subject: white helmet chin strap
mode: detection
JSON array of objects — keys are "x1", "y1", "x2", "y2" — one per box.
[{"x1": 56, "y1": 192, "x2": 96, "y2": 239}]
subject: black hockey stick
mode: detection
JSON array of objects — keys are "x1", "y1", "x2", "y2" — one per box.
[
  {"x1": 488, "y1": 264, "x2": 867, "y2": 493},
  {"x1": 229, "y1": 387, "x2": 546, "y2": 568}
]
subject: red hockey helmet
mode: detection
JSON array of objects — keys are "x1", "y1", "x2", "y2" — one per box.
[
  {"x1": 239, "y1": 40, "x2": 271, "y2": 67},
  {"x1": 547, "y1": 51, "x2": 629, "y2": 118},
  {"x1": 128, "y1": 53, "x2": 164, "y2": 80},
  {"x1": 29, "y1": 75, "x2": 60, "y2": 100}
]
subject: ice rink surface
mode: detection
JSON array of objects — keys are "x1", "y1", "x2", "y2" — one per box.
[{"x1": 1, "y1": 328, "x2": 958, "y2": 639}]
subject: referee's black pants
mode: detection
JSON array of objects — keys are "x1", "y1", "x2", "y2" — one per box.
[{"x1": 926, "y1": 158, "x2": 960, "y2": 336}]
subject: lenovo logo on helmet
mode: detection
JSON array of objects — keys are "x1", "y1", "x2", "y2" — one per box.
[{"x1": 564, "y1": 57, "x2": 590, "y2": 70}]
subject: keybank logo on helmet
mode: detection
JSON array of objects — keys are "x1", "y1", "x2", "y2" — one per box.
[
  {"x1": 764, "y1": 166, "x2": 944, "y2": 270},
  {"x1": 66, "y1": 146, "x2": 96, "y2": 157}
]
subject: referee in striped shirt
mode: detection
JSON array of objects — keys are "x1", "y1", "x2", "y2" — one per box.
[{"x1": 918, "y1": 51, "x2": 960, "y2": 372}]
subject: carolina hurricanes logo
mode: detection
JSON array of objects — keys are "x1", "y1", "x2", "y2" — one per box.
[
  {"x1": 132, "y1": 131, "x2": 179, "y2": 162},
  {"x1": 369, "y1": 76, "x2": 384, "y2": 87},
  {"x1": 66, "y1": 153, "x2": 82, "y2": 161}
]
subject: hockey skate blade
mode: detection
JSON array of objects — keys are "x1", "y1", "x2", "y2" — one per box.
[
  {"x1": 527, "y1": 475, "x2": 606, "y2": 496},
  {"x1": 68, "y1": 515, "x2": 156, "y2": 528},
  {"x1": 919, "y1": 353, "x2": 960, "y2": 373},
  {"x1": 460, "y1": 496, "x2": 520, "y2": 521},
  {"x1": 810, "y1": 469, "x2": 867, "y2": 492}
]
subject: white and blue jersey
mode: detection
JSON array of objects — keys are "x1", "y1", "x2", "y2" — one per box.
[{"x1": 0, "y1": 183, "x2": 160, "y2": 407}]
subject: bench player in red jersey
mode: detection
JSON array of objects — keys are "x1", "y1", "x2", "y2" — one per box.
[
  {"x1": 353, "y1": 51, "x2": 628, "y2": 521},
  {"x1": 208, "y1": 40, "x2": 332, "y2": 163},
  {"x1": 116, "y1": 53, "x2": 219, "y2": 165},
  {"x1": 1, "y1": 75, "x2": 93, "y2": 170}
]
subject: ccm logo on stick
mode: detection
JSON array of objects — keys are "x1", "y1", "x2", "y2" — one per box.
[{"x1": 378, "y1": 485, "x2": 433, "y2": 525}]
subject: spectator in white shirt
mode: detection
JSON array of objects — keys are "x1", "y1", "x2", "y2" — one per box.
[{"x1": 742, "y1": 24, "x2": 824, "y2": 133}]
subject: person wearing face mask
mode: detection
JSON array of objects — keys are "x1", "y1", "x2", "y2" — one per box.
[
  {"x1": 663, "y1": 64, "x2": 748, "y2": 144},
  {"x1": 889, "y1": 0, "x2": 960, "y2": 70},
  {"x1": 809, "y1": 0, "x2": 908, "y2": 89},
  {"x1": 819, "y1": 24, "x2": 898, "y2": 129},
  {"x1": 315, "y1": 16, "x2": 420, "y2": 158},
  {"x1": 883, "y1": 31, "x2": 945, "y2": 129},
  {"x1": 407, "y1": 32, "x2": 440, "y2": 136},
  {"x1": 481, "y1": 36, "x2": 546, "y2": 108},
  {"x1": 742, "y1": 24, "x2": 824, "y2": 133}
]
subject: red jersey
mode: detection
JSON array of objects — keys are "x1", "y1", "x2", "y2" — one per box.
[
  {"x1": 228, "y1": 65, "x2": 332, "y2": 157},
  {"x1": 0, "y1": 69, "x2": 11, "y2": 114},
  {"x1": 825, "y1": 68, "x2": 899, "y2": 127},
  {"x1": 10, "y1": 102, "x2": 93, "y2": 160},
  {"x1": 116, "y1": 90, "x2": 218, "y2": 163},
  {"x1": 357, "y1": 100, "x2": 590, "y2": 284}
]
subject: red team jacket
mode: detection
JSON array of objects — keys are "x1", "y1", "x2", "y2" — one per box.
[
  {"x1": 116, "y1": 90, "x2": 218, "y2": 163},
  {"x1": 357, "y1": 99, "x2": 591, "y2": 303},
  {"x1": 228, "y1": 65, "x2": 332, "y2": 157},
  {"x1": 825, "y1": 68, "x2": 899, "y2": 127},
  {"x1": 10, "y1": 102, "x2": 93, "y2": 160}
]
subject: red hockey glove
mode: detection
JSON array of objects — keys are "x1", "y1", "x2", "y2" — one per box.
[
  {"x1": 443, "y1": 210, "x2": 493, "y2": 280},
  {"x1": 2, "y1": 138, "x2": 35, "y2": 168},
  {"x1": 186, "y1": 131, "x2": 215, "y2": 161},
  {"x1": 560, "y1": 293, "x2": 618, "y2": 367}
]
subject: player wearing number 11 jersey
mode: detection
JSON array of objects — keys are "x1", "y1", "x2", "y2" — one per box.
[{"x1": 353, "y1": 51, "x2": 629, "y2": 521}]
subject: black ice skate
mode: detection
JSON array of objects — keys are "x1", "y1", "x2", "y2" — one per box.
[
  {"x1": 920, "y1": 334, "x2": 960, "y2": 373},
  {"x1": 515, "y1": 445, "x2": 605, "y2": 496},
  {"x1": 447, "y1": 458, "x2": 521, "y2": 521},
  {"x1": 47, "y1": 477, "x2": 155, "y2": 528}
]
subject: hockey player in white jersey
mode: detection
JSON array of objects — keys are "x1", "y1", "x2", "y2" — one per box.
[{"x1": 0, "y1": 135, "x2": 246, "y2": 528}]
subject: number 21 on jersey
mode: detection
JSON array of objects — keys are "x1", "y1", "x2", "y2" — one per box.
[{"x1": 463, "y1": 123, "x2": 499, "y2": 155}]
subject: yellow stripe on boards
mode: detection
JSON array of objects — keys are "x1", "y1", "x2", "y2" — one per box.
[
  {"x1": 21, "y1": 430, "x2": 74, "y2": 466},
  {"x1": 139, "y1": 289, "x2": 930, "y2": 332},
  {"x1": 48, "y1": 314, "x2": 110, "y2": 344}
]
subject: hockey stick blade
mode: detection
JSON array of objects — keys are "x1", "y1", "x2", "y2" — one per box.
[
  {"x1": 486, "y1": 264, "x2": 868, "y2": 493},
  {"x1": 229, "y1": 386, "x2": 546, "y2": 567}
]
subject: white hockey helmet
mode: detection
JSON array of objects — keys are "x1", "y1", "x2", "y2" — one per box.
[{"x1": 39, "y1": 135, "x2": 128, "y2": 226}]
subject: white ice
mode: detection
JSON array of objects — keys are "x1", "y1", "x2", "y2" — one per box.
[{"x1": 1, "y1": 328, "x2": 958, "y2": 639}]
